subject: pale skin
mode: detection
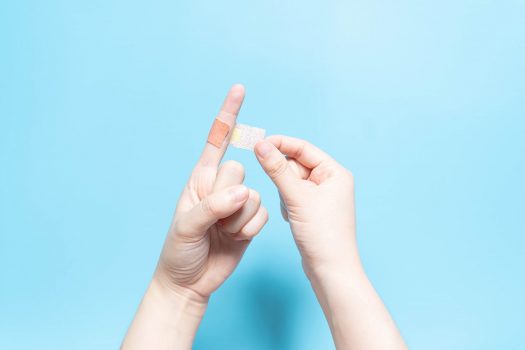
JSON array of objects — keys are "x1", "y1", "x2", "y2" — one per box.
[{"x1": 121, "y1": 85, "x2": 408, "y2": 350}]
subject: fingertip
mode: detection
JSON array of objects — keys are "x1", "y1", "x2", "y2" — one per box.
[
  {"x1": 248, "y1": 188, "x2": 261, "y2": 203},
  {"x1": 254, "y1": 140, "x2": 273, "y2": 159},
  {"x1": 231, "y1": 83, "x2": 245, "y2": 91},
  {"x1": 261, "y1": 206, "x2": 269, "y2": 224},
  {"x1": 229, "y1": 184, "x2": 249, "y2": 203},
  {"x1": 229, "y1": 84, "x2": 245, "y2": 101}
]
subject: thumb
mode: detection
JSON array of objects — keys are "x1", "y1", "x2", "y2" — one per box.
[
  {"x1": 177, "y1": 185, "x2": 249, "y2": 237},
  {"x1": 254, "y1": 140, "x2": 298, "y2": 197}
]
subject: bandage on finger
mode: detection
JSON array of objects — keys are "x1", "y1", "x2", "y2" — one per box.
[
  {"x1": 207, "y1": 118, "x2": 231, "y2": 148},
  {"x1": 207, "y1": 119, "x2": 266, "y2": 151}
]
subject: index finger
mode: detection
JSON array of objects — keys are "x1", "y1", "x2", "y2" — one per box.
[
  {"x1": 266, "y1": 135, "x2": 333, "y2": 170},
  {"x1": 198, "y1": 84, "x2": 245, "y2": 167}
]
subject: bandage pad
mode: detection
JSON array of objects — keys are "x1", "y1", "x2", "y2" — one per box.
[
  {"x1": 229, "y1": 123, "x2": 266, "y2": 150},
  {"x1": 207, "y1": 118, "x2": 230, "y2": 148}
]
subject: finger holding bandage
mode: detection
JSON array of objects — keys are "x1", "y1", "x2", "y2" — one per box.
[{"x1": 199, "y1": 84, "x2": 245, "y2": 167}]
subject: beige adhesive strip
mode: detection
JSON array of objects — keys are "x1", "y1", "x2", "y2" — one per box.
[
  {"x1": 229, "y1": 123, "x2": 266, "y2": 151},
  {"x1": 207, "y1": 118, "x2": 230, "y2": 148}
]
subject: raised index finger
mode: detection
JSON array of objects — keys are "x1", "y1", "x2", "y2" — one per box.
[{"x1": 198, "y1": 84, "x2": 245, "y2": 167}]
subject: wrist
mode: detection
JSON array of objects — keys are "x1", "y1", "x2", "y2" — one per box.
[
  {"x1": 303, "y1": 252, "x2": 370, "y2": 311},
  {"x1": 302, "y1": 245, "x2": 365, "y2": 288},
  {"x1": 307, "y1": 262, "x2": 367, "y2": 293},
  {"x1": 121, "y1": 276, "x2": 208, "y2": 350},
  {"x1": 312, "y1": 263, "x2": 367, "y2": 288},
  {"x1": 151, "y1": 270, "x2": 209, "y2": 311},
  {"x1": 306, "y1": 262, "x2": 407, "y2": 350},
  {"x1": 306, "y1": 262, "x2": 371, "y2": 330},
  {"x1": 144, "y1": 277, "x2": 207, "y2": 344}
]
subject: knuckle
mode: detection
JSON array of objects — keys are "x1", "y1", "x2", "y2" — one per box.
[
  {"x1": 172, "y1": 218, "x2": 185, "y2": 234},
  {"x1": 267, "y1": 157, "x2": 289, "y2": 179},
  {"x1": 172, "y1": 216, "x2": 195, "y2": 239},
  {"x1": 223, "y1": 160, "x2": 245, "y2": 174},
  {"x1": 297, "y1": 140, "x2": 308, "y2": 158},
  {"x1": 201, "y1": 197, "x2": 220, "y2": 218}
]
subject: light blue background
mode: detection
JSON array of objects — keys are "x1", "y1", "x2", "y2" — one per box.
[{"x1": 1, "y1": 1, "x2": 524, "y2": 349}]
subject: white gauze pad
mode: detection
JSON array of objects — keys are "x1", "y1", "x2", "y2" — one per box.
[{"x1": 229, "y1": 123, "x2": 266, "y2": 150}]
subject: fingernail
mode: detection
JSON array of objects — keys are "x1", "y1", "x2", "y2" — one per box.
[
  {"x1": 255, "y1": 141, "x2": 272, "y2": 158},
  {"x1": 230, "y1": 185, "x2": 248, "y2": 202}
]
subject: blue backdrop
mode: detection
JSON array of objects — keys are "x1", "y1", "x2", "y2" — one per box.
[{"x1": 1, "y1": 1, "x2": 524, "y2": 349}]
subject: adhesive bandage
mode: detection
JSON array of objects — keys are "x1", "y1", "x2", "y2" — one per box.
[
  {"x1": 207, "y1": 119, "x2": 230, "y2": 147},
  {"x1": 207, "y1": 118, "x2": 266, "y2": 151},
  {"x1": 229, "y1": 123, "x2": 266, "y2": 151}
]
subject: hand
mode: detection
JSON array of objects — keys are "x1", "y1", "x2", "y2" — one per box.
[
  {"x1": 122, "y1": 85, "x2": 269, "y2": 350},
  {"x1": 254, "y1": 135, "x2": 407, "y2": 350},
  {"x1": 254, "y1": 135, "x2": 359, "y2": 282},
  {"x1": 155, "y1": 84, "x2": 268, "y2": 302}
]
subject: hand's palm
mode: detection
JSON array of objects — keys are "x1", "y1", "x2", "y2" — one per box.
[{"x1": 173, "y1": 166, "x2": 250, "y2": 297}]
